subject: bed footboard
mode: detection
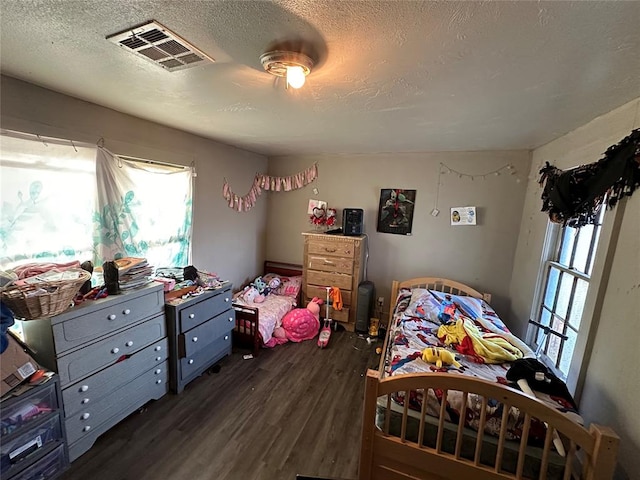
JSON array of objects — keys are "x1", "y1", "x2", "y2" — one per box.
[
  {"x1": 232, "y1": 303, "x2": 261, "y2": 356},
  {"x1": 359, "y1": 370, "x2": 619, "y2": 480}
]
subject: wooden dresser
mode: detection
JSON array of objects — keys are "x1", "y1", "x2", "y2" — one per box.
[
  {"x1": 164, "y1": 285, "x2": 234, "y2": 394},
  {"x1": 302, "y1": 232, "x2": 366, "y2": 331},
  {"x1": 16, "y1": 283, "x2": 168, "y2": 462}
]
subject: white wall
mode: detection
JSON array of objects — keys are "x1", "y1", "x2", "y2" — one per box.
[
  {"x1": 0, "y1": 75, "x2": 268, "y2": 290},
  {"x1": 266, "y1": 151, "x2": 531, "y2": 323},
  {"x1": 510, "y1": 98, "x2": 640, "y2": 479}
]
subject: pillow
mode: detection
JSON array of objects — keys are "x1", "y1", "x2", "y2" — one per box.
[{"x1": 263, "y1": 274, "x2": 302, "y2": 299}]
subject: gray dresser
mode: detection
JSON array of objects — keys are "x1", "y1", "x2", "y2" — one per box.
[
  {"x1": 165, "y1": 285, "x2": 234, "y2": 393},
  {"x1": 17, "y1": 283, "x2": 168, "y2": 462}
]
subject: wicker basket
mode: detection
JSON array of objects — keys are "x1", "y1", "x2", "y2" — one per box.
[{"x1": 1, "y1": 269, "x2": 91, "y2": 320}]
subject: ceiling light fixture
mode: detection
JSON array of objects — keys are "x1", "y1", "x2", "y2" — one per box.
[{"x1": 260, "y1": 50, "x2": 313, "y2": 89}]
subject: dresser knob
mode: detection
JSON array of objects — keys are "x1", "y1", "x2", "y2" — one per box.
[
  {"x1": 155, "y1": 346, "x2": 162, "y2": 351},
  {"x1": 155, "y1": 356, "x2": 162, "y2": 362},
  {"x1": 125, "y1": 341, "x2": 133, "y2": 347},
  {"x1": 108, "y1": 314, "x2": 116, "y2": 320},
  {"x1": 156, "y1": 379, "x2": 162, "y2": 384},
  {"x1": 192, "y1": 336, "x2": 198, "y2": 342},
  {"x1": 155, "y1": 369, "x2": 162, "y2": 374},
  {"x1": 83, "y1": 426, "x2": 91, "y2": 432},
  {"x1": 189, "y1": 313, "x2": 195, "y2": 319},
  {"x1": 80, "y1": 385, "x2": 89, "y2": 392},
  {"x1": 82, "y1": 398, "x2": 90, "y2": 404},
  {"x1": 188, "y1": 359, "x2": 194, "y2": 365},
  {"x1": 111, "y1": 347, "x2": 120, "y2": 354},
  {"x1": 123, "y1": 308, "x2": 131, "y2": 315},
  {"x1": 81, "y1": 413, "x2": 90, "y2": 420},
  {"x1": 228, "y1": 317, "x2": 233, "y2": 322},
  {"x1": 224, "y1": 335, "x2": 229, "y2": 341},
  {"x1": 225, "y1": 297, "x2": 230, "y2": 302}
]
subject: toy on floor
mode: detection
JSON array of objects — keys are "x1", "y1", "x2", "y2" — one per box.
[
  {"x1": 281, "y1": 297, "x2": 323, "y2": 342},
  {"x1": 318, "y1": 286, "x2": 333, "y2": 348},
  {"x1": 421, "y1": 346, "x2": 461, "y2": 368}
]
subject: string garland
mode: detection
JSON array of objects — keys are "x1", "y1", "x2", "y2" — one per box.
[
  {"x1": 432, "y1": 162, "x2": 520, "y2": 215},
  {"x1": 222, "y1": 163, "x2": 318, "y2": 212}
]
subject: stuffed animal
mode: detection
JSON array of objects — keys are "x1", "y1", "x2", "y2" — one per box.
[
  {"x1": 281, "y1": 297, "x2": 323, "y2": 342},
  {"x1": 241, "y1": 285, "x2": 264, "y2": 303},
  {"x1": 422, "y1": 346, "x2": 461, "y2": 368},
  {"x1": 252, "y1": 276, "x2": 269, "y2": 296}
]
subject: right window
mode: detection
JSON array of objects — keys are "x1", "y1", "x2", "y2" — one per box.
[{"x1": 528, "y1": 206, "x2": 605, "y2": 381}]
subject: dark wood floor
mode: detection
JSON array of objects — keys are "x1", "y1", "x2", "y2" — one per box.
[{"x1": 60, "y1": 330, "x2": 381, "y2": 480}]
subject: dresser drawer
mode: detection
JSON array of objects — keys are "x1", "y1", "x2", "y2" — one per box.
[
  {"x1": 306, "y1": 255, "x2": 353, "y2": 274},
  {"x1": 329, "y1": 307, "x2": 349, "y2": 322},
  {"x1": 180, "y1": 334, "x2": 232, "y2": 380},
  {"x1": 179, "y1": 310, "x2": 234, "y2": 358},
  {"x1": 305, "y1": 285, "x2": 352, "y2": 305},
  {"x1": 65, "y1": 362, "x2": 168, "y2": 446},
  {"x1": 1, "y1": 414, "x2": 62, "y2": 475},
  {"x1": 306, "y1": 270, "x2": 353, "y2": 291},
  {"x1": 62, "y1": 338, "x2": 168, "y2": 418},
  {"x1": 56, "y1": 313, "x2": 166, "y2": 386},
  {"x1": 52, "y1": 289, "x2": 163, "y2": 353},
  {"x1": 179, "y1": 289, "x2": 232, "y2": 332},
  {"x1": 9, "y1": 443, "x2": 65, "y2": 480},
  {"x1": 1, "y1": 381, "x2": 58, "y2": 436},
  {"x1": 307, "y1": 239, "x2": 357, "y2": 258}
]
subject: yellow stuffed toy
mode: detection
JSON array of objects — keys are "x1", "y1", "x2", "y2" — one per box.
[{"x1": 422, "y1": 347, "x2": 461, "y2": 368}]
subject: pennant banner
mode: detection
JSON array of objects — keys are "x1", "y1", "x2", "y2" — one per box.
[{"x1": 222, "y1": 163, "x2": 318, "y2": 212}]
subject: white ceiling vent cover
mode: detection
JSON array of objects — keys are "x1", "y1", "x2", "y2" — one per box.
[{"x1": 106, "y1": 20, "x2": 214, "y2": 72}]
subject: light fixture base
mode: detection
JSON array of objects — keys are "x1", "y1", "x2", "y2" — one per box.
[{"x1": 260, "y1": 50, "x2": 313, "y2": 78}]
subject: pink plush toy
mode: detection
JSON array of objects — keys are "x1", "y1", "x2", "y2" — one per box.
[{"x1": 281, "y1": 297, "x2": 323, "y2": 342}]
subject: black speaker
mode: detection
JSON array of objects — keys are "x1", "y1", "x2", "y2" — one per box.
[{"x1": 342, "y1": 208, "x2": 364, "y2": 236}]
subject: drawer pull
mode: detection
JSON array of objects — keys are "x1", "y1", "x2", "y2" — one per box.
[
  {"x1": 155, "y1": 369, "x2": 162, "y2": 374},
  {"x1": 81, "y1": 413, "x2": 90, "y2": 420},
  {"x1": 224, "y1": 335, "x2": 229, "y2": 341},
  {"x1": 155, "y1": 356, "x2": 162, "y2": 362},
  {"x1": 83, "y1": 426, "x2": 91, "y2": 432},
  {"x1": 123, "y1": 308, "x2": 131, "y2": 315},
  {"x1": 111, "y1": 347, "x2": 120, "y2": 354},
  {"x1": 323, "y1": 259, "x2": 335, "y2": 265},
  {"x1": 82, "y1": 398, "x2": 90, "y2": 404},
  {"x1": 156, "y1": 379, "x2": 162, "y2": 384},
  {"x1": 324, "y1": 247, "x2": 337, "y2": 253},
  {"x1": 155, "y1": 346, "x2": 162, "y2": 351},
  {"x1": 189, "y1": 313, "x2": 195, "y2": 319},
  {"x1": 108, "y1": 314, "x2": 116, "y2": 320},
  {"x1": 188, "y1": 359, "x2": 194, "y2": 365},
  {"x1": 228, "y1": 317, "x2": 233, "y2": 322},
  {"x1": 225, "y1": 297, "x2": 230, "y2": 302},
  {"x1": 192, "y1": 336, "x2": 198, "y2": 342},
  {"x1": 125, "y1": 341, "x2": 134, "y2": 347},
  {"x1": 80, "y1": 385, "x2": 89, "y2": 392}
]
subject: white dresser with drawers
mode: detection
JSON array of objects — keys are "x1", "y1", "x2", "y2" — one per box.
[{"x1": 16, "y1": 282, "x2": 168, "y2": 462}]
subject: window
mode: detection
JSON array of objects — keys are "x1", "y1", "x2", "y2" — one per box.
[
  {"x1": 1, "y1": 131, "x2": 192, "y2": 272},
  {"x1": 527, "y1": 206, "x2": 605, "y2": 382}
]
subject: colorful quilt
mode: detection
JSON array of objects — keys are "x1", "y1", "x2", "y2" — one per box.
[{"x1": 381, "y1": 288, "x2": 582, "y2": 443}]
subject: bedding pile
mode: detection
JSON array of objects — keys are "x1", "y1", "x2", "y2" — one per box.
[{"x1": 382, "y1": 287, "x2": 581, "y2": 442}]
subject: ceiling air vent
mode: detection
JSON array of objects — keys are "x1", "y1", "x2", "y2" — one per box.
[{"x1": 106, "y1": 20, "x2": 214, "y2": 72}]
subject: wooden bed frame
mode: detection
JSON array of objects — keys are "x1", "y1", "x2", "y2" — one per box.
[
  {"x1": 359, "y1": 277, "x2": 619, "y2": 480},
  {"x1": 232, "y1": 261, "x2": 303, "y2": 356}
]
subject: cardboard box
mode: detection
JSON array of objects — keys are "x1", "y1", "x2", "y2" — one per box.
[{"x1": 1, "y1": 333, "x2": 38, "y2": 396}]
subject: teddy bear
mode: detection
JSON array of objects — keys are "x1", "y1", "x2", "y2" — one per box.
[
  {"x1": 421, "y1": 346, "x2": 461, "y2": 368},
  {"x1": 241, "y1": 285, "x2": 265, "y2": 303},
  {"x1": 280, "y1": 297, "x2": 323, "y2": 342}
]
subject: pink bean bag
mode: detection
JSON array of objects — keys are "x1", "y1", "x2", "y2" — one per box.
[{"x1": 281, "y1": 297, "x2": 323, "y2": 342}]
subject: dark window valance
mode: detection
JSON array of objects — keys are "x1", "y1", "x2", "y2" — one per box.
[{"x1": 538, "y1": 129, "x2": 640, "y2": 227}]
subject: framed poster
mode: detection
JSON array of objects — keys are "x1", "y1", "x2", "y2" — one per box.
[
  {"x1": 450, "y1": 206, "x2": 477, "y2": 225},
  {"x1": 377, "y1": 189, "x2": 416, "y2": 235}
]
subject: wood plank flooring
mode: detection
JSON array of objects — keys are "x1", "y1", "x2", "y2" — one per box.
[{"x1": 60, "y1": 330, "x2": 381, "y2": 480}]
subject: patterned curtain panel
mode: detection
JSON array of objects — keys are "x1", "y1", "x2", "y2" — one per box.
[
  {"x1": 94, "y1": 147, "x2": 192, "y2": 269},
  {"x1": 0, "y1": 133, "x2": 96, "y2": 269}
]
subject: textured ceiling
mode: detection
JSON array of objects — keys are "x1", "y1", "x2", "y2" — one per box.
[{"x1": 1, "y1": 1, "x2": 639, "y2": 156}]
